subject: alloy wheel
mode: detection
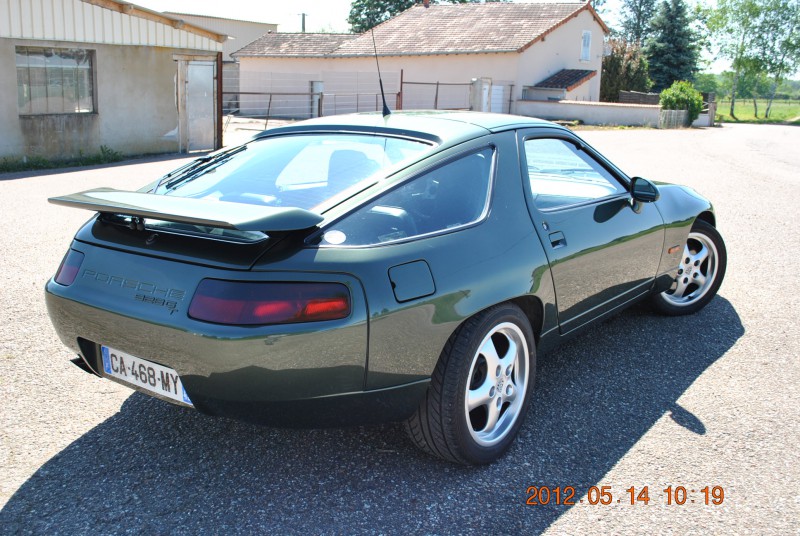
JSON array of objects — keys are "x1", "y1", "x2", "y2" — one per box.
[{"x1": 464, "y1": 322, "x2": 529, "y2": 446}]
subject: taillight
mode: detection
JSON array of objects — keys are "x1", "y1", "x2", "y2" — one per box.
[
  {"x1": 188, "y1": 280, "x2": 351, "y2": 325},
  {"x1": 54, "y1": 249, "x2": 85, "y2": 286}
]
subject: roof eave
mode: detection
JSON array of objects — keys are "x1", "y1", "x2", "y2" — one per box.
[
  {"x1": 163, "y1": 11, "x2": 278, "y2": 27},
  {"x1": 81, "y1": 0, "x2": 227, "y2": 42},
  {"x1": 565, "y1": 71, "x2": 597, "y2": 92},
  {"x1": 238, "y1": 50, "x2": 520, "y2": 59},
  {"x1": 516, "y1": 3, "x2": 610, "y2": 54},
  {"x1": 335, "y1": 50, "x2": 519, "y2": 57},
  {"x1": 533, "y1": 70, "x2": 597, "y2": 92}
]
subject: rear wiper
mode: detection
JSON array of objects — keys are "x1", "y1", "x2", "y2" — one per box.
[{"x1": 155, "y1": 145, "x2": 248, "y2": 193}]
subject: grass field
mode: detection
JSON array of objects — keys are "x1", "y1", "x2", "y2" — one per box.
[{"x1": 716, "y1": 99, "x2": 800, "y2": 124}]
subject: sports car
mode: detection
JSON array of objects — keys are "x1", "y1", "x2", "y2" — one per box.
[{"x1": 45, "y1": 111, "x2": 726, "y2": 465}]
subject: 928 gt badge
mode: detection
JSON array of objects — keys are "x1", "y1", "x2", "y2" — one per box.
[{"x1": 81, "y1": 268, "x2": 185, "y2": 313}]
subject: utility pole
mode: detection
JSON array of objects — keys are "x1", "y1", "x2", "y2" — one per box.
[{"x1": 299, "y1": 13, "x2": 307, "y2": 33}]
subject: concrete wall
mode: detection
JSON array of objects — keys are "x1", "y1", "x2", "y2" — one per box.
[
  {"x1": 0, "y1": 37, "x2": 209, "y2": 159},
  {"x1": 567, "y1": 80, "x2": 594, "y2": 102},
  {"x1": 524, "y1": 87, "x2": 565, "y2": 101},
  {"x1": 236, "y1": 54, "x2": 510, "y2": 116},
  {"x1": 237, "y1": 53, "x2": 518, "y2": 92},
  {"x1": 515, "y1": 100, "x2": 661, "y2": 127}
]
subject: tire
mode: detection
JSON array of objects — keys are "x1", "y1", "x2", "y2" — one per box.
[
  {"x1": 651, "y1": 219, "x2": 727, "y2": 316},
  {"x1": 405, "y1": 303, "x2": 536, "y2": 465}
]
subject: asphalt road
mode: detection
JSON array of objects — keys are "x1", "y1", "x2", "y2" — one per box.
[{"x1": 1, "y1": 123, "x2": 798, "y2": 534}]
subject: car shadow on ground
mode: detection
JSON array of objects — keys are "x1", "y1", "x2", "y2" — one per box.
[{"x1": 0, "y1": 297, "x2": 743, "y2": 534}]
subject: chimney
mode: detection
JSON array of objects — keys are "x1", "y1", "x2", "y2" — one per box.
[{"x1": 423, "y1": 0, "x2": 430, "y2": 7}]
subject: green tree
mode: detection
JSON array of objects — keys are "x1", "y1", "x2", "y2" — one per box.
[
  {"x1": 348, "y1": 0, "x2": 508, "y2": 33},
  {"x1": 777, "y1": 78, "x2": 800, "y2": 99},
  {"x1": 707, "y1": 0, "x2": 763, "y2": 119},
  {"x1": 693, "y1": 73, "x2": 719, "y2": 95},
  {"x1": 619, "y1": 0, "x2": 657, "y2": 44},
  {"x1": 348, "y1": 0, "x2": 414, "y2": 33},
  {"x1": 736, "y1": 63, "x2": 773, "y2": 117},
  {"x1": 600, "y1": 39, "x2": 653, "y2": 101},
  {"x1": 753, "y1": 0, "x2": 800, "y2": 117},
  {"x1": 717, "y1": 70, "x2": 740, "y2": 101},
  {"x1": 644, "y1": 0, "x2": 701, "y2": 91}
]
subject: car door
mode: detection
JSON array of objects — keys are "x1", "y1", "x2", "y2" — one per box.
[{"x1": 519, "y1": 130, "x2": 664, "y2": 333}]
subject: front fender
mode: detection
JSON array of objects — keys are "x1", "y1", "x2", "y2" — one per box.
[{"x1": 652, "y1": 184, "x2": 715, "y2": 291}]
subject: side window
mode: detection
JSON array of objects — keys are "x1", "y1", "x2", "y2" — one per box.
[
  {"x1": 525, "y1": 138, "x2": 625, "y2": 210},
  {"x1": 16, "y1": 47, "x2": 95, "y2": 114},
  {"x1": 322, "y1": 148, "x2": 494, "y2": 246},
  {"x1": 580, "y1": 31, "x2": 592, "y2": 62}
]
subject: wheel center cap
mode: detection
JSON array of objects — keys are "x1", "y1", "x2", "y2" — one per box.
[{"x1": 496, "y1": 378, "x2": 504, "y2": 390}]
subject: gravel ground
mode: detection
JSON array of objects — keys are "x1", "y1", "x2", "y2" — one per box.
[{"x1": 0, "y1": 123, "x2": 798, "y2": 534}]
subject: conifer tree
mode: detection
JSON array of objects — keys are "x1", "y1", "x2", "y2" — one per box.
[{"x1": 644, "y1": 0, "x2": 701, "y2": 91}]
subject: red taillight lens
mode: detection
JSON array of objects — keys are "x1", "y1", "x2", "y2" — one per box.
[
  {"x1": 54, "y1": 249, "x2": 85, "y2": 286},
  {"x1": 188, "y1": 280, "x2": 351, "y2": 325}
]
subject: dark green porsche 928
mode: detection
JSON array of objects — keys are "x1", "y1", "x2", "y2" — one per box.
[{"x1": 45, "y1": 112, "x2": 726, "y2": 465}]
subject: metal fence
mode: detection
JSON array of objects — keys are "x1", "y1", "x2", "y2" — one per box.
[
  {"x1": 221, "y1": 70, "x2": 514, "y2": 123},
  {"x1": 222, "y1": 90, "x2": 403, "y2": 120},
  {"x1": 400, "y1": 81, "x2": 472, "y2": 111}
]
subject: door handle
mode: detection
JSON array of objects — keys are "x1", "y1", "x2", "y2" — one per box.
[{"x1": 549, "y1": 231, "x2": 566, "y2": 249}]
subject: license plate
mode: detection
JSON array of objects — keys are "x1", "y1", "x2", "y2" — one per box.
[{"x1": 101, "y1": 346, "x2": 193, "y2": 406}]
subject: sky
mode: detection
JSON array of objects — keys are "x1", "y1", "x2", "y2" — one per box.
[
  {"x1": 132, "y1": 0, "x2": 733, "y2": 73},
  {"x1": 133, "y1": 0, "x2": 355, "y2": 32},
  {"x1": 133, "y1": 0, "x2": 634, "y2": 33}
]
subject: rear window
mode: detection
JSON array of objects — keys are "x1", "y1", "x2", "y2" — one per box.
[{"x1": 156, "y1": 134, "x2": 431, "y2": 211}]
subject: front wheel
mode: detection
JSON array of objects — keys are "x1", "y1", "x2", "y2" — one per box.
[
  {"x1": 651, "y1": 219, "x2": 727, "y2": 315},
  {"x1": 405, "y1": 304, "x2": 535, "y2": 465}
]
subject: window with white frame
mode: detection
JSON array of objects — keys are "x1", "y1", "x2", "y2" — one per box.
[
  {"x1": 580, "y1": 31, "x2": 592, "y2": 62},
  {"x1": 15, "y1": 47, "x2": 95, "y2": 115}
]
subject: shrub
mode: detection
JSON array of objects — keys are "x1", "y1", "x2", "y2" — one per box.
[
  {"x1": 600, "y1": 39, "x2": 653, "y2": 102},
  {"x1": 659, "y1": 81, "x2": 703, "y2": 122}
]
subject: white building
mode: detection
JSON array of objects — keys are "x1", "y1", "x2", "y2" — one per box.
[
  {"x1": 232, "y1": 2, "x2": 609, "y2": 118},
  {"x1": 0, "y1": 0, "x2": 226, "y2": 160}
]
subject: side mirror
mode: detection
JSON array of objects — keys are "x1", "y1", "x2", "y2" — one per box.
[{"x1": 630, "y1": 176, "x2": 660, "y2": 203}]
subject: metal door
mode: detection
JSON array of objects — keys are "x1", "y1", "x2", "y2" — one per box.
[
  {"x1": 186, "y1": 61, "x2": 215, "y2": 152},
  {"x1": 490, "y1": 85, "x2": 505, "y2": 113}
]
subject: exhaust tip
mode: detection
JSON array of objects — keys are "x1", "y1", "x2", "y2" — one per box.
[{"x1": 71, "y1": 356, "x2": 100, "y2": 377}]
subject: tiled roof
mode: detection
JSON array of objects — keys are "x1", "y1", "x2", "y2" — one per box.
[
  {"x1": 335, "y1": 2, "x2": 608, "y2": 56},
  {"x1": 533, "y1": 69, "x2": 597, "y2": 90},
  {"x1": 233, "y1": 2, "x2": 608, "y2": 59},
  {"x1": 233, "y1": 33, "x2": 358, "y2": 57}
]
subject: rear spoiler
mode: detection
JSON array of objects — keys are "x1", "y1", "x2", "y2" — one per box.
[{"x1": 48, "y1": 188, "x2": 323, "y2": 232}]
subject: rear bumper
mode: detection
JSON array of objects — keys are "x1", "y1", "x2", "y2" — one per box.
[
  {"x1": 65, "y1": 344, "x2": 428, "y2": 427},
  {"x1": 44, "y1": 237, "x2": 432, "y2": 426},
  {"x1": 189, "y1": 379, "x2": 429, "y2": 427}
]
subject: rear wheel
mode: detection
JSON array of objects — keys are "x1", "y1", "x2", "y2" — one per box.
[
  {"x1": 652, "y1": 219, "x2": 727, "y2": 315},
  {"x1": 405, "y1": 304, "x2": 535, "y2": 465}
]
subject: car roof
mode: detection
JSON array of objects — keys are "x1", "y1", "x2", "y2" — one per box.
[{"x1": 254, "y1": 111, "x2": 565, "y2": 147}]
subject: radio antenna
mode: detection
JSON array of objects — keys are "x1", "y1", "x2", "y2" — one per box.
[{"x1": 371, "y1": 28, "x2": 391, "y2": 117}]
